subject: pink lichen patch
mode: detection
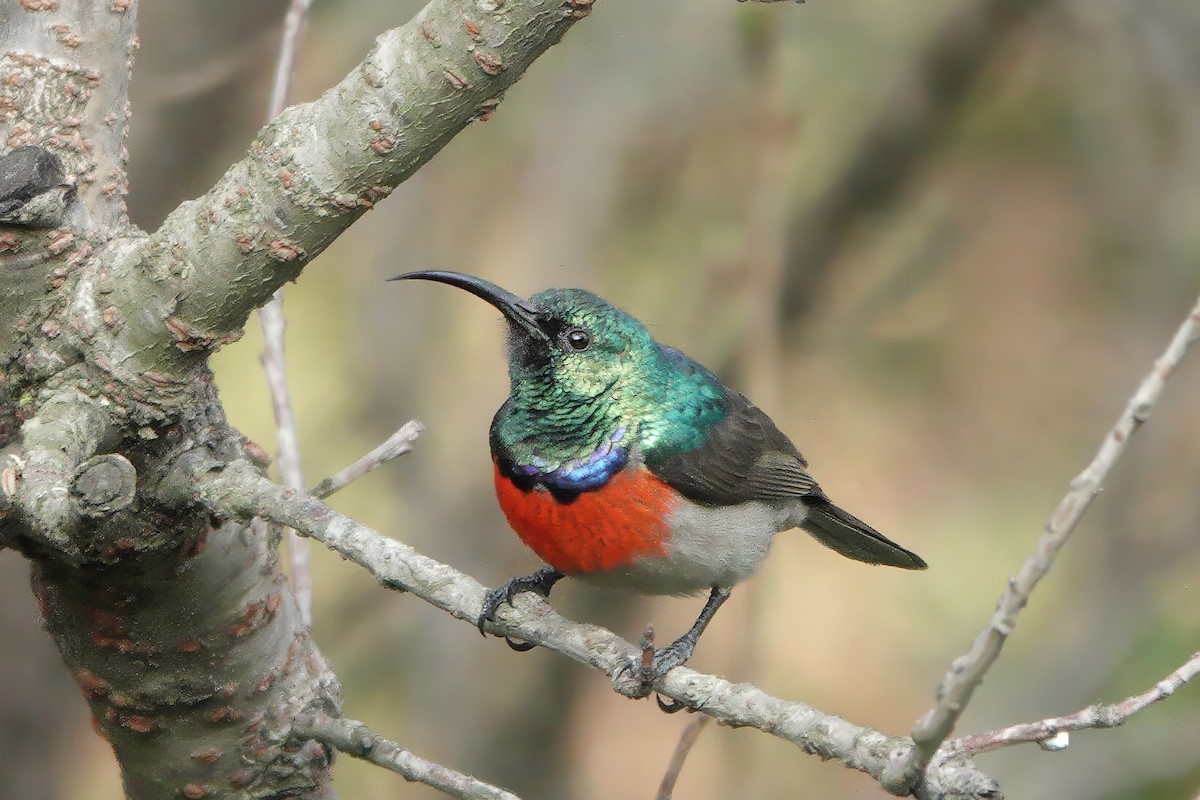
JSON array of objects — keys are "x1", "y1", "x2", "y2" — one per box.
[
  {"x1": 474, "y1": 98, "x2": 501, "y2": 122},
  {"x1": 563, "y1": 0, "x2": 593, "y2": 17},
  {"x1": 464, "y1": 18, "x2": 483, "y2": 41},
  {"x1": 230, "y1": 600, "x2": 265, "y2": 637},
  {"x1": 20, "y1": 0, "x2": 59, "y2": 11},
  {"x1": 119, "y1": 714, "x2": 157, "y2": 734},
  {"x1": 76, "y1": 668, "x2": 110, "y2": 700},
  {"x1": 49, "y1": 23, "x2": 81, "y2": 47},
  {"x1": 220, "y1": 681, "x2": 237, "y2": 699},
  {"x1": 266, "y1": 238, "x2": 303, "y2": 261},
  {"x1": 253, "y1": 669, "x2": 279, "y2": 695},
  {"x1": 371, "y1": 136, "x2": 396, "y2": 154},
  {"x1": 0, "y1": 232, "x2": 19, "y2": 252},
  {"x1": 205, "y1": 705, "x2": 242, "y2": 724},
  {"x1": 365, "y1": 184, "x2": 392, "y2": 202},
  {"x1": 265, "y1": 592, "x2": 282, "y2": 615},
  {"x1": 473, "y1": 50, "x2": 504, "y2": 76},
  {"x1": 243, "y1": 439, "x2": 271, "y2": 467},
  {"x1": 46, "y1": 230, "x2": 74, "y2": 254},
  {"x1": 443, "y1": 69, "x2": 469, "y2": 91},
  {"x1": 110, "y1": 0, "x2": 132, "y2": 11},
  {"x1": 177, "y1": 639, "x2": 202, "y2": 654},
  {"x1": 190, "y1": 748, "x2": 221, "y2": 764},
  {"x1": 181, "y1": 783, "x2": 211, "y2": 798},
  {"x1": 83, "y1": 605, "x2": 131, "y2": 650}
]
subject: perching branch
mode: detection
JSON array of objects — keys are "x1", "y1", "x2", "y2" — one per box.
[
  {"x1": 949, "y1": 651, "x2": 1200, "y2": 755},
  {"x1": 193, "y1": 459, "x2": 1001, "y2": 799},
  {"x1": 294, "y1": 714, "x2": 520, "y2": 800},
  {"x1": 910, "y1": 293, "x2": 1200, "y2": 774},
  {"x1": 309, "y1": 420, "x2": 424, "y2": 500}
]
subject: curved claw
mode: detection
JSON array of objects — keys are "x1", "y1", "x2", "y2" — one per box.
[
  {"x1": 505, "y1": 637, "x2": 537, "y2": 652},
  {"x1": 656, "y1": 694, "x2": 688, "y2": 714},
  {"x1": 477, "y1": 567, "x2": 564, "y2": 639}
]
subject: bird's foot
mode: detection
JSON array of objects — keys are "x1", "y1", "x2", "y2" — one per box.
[
  {"x1": 615, "y1": 587, "x2": 733, "y2": 711},
  {"x1": 478, "y1": 567, "x2": 563, "y2": 650}
]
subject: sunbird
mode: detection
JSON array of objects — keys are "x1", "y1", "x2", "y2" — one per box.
[{"x1": 392, "y1": 271, "x2": 926, "y2": 691}]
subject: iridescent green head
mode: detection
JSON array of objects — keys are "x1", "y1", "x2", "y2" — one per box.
[{"x1": 389, "y1": 270, "x2": 661, "y2": 404}]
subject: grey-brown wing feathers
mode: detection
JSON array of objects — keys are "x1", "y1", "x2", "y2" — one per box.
[{"x1": 649, "y1": 389, "x2": 927, "y2": 571}]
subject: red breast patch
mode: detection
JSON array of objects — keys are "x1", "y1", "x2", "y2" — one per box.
[{"x1": 492, "y1": 461, "x2": 678, "y2": 575}]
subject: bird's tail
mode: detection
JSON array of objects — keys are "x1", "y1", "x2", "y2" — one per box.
[{"x1": 799, "y1": 500, "x2": 927, "y2": 570}]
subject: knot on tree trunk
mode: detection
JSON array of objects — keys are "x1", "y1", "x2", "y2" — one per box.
[{"x1": 72, "y1": 453, "x2": 136, "y2": 517}]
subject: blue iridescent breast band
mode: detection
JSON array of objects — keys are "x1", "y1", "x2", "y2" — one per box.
[{"x1": 509, "y1": 426, "x2": 629, "y2": 497}]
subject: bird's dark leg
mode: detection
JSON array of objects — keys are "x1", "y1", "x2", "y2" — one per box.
[
  {"x1": 630, "y1": 586, "x2": 732, "y2": 702},
  {"x1": 478, "y1": 567, "x2": 564, "y2": 651}
]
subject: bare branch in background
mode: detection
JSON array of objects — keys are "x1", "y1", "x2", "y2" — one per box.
[
  {"x1": 310, "y1": 420, "x2": 424, "y2": 500},
  {"x1": 655, "y1": 713, "x2": 712, "y2": 800},
  {"x1": 260, "y1": 0, "x2": 315, "y2": 629},
  {"x1": 950, "y1": 651, "x2": 1200, "y2": 755},
  {"x1": 909, "y1": 293, "x2": 1200, "y2": 775},
  {"x1": 294, "y1": 714, "x2": 521, "y2": 800}
]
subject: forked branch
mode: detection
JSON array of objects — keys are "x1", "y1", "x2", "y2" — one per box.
[{"x1": 909, "y1": 292, "x2": 1200, "y2": 779}]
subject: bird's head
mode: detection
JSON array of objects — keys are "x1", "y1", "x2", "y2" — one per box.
[{"x1": 390, "y1": 271, "x2": 660, "y2": 405}]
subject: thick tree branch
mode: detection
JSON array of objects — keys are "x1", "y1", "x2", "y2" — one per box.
[
  {"x1": 910, "y1": 293, "x2": 1200, "y2": 773},
  {"x1": 949, "y1": 651, "x2": 1200, "y2": 755},
  {"x1": 294, "y1": 713, "x2": 521, "y2": 800},
  {"x1": 193, "y1": 460, "x2": 1001, "y2": 799},
  {"x1": 106, "y1": 0, "x2": 595, "y2": 381}
]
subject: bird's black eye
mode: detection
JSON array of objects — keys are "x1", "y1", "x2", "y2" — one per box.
[{"x1": 564, "y1": 328, "x2": 592, "y2": 352}]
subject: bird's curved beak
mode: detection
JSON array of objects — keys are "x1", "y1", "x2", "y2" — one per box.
[{"x1": 389, "y1": 270, "x2": 552, "y2": 343}]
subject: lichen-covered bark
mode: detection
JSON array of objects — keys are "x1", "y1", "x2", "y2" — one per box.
[
  {"x1": 0, "y1": 0, "x2": 596, "y2": 797},
  {"x1": 108, "y1": 0, "x2": 592, "y2": 383}
]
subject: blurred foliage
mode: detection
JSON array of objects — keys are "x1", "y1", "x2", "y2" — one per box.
[{"x1": 2, "y1": 0, "x2": 1199, "y2": 798}]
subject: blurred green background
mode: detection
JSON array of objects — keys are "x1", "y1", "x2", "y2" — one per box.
[{"x1": 2, "y1": 0, "x2": 1199, "y2": 797}]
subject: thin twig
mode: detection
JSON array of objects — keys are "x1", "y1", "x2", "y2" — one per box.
[
  {"x1": 656, "y1": 714, "x2": 713, "y2": 800},
  {"x1": 295, "y1": 713, "x2": 520, "y2": 800},
  {"x1": 270, "y1": 0, "x2": 312, "y2": 120},
  {"x1": 950, "y1": 651, "x2": 1200, "y2": 755},
  {"x1": 909, "y1": 293, "x2": 1200, "y2": 773},
  {"x1": 260, "y1": 0, "x2": 314, "y2": 629},
  {"x1": 309, "y1": 420, "x2": 424, "y2": 500}
]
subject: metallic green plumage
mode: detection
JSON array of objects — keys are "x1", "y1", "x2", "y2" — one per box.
[{"x1": 491, "y1": 288, "x2": 728, "y2": 470}]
